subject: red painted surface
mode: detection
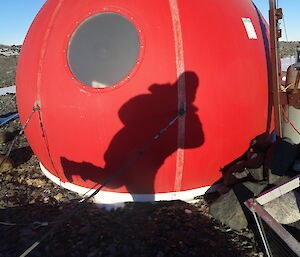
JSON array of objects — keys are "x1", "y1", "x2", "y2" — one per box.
[{"x1": 16, "y1": 0, "x2": 272, "y2": 196}]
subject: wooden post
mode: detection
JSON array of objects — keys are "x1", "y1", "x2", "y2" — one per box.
[{"x1": 269, "y1": 0, "x2": 283, "y2": 137}]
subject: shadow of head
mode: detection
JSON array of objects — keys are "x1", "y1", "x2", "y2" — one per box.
[{"x1": 149, "y1": 71, "x2": 199, "y2": 102}]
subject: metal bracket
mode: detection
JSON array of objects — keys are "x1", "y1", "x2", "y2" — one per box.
[
  {"x1": 275, "y1": 8, "x2": 283, "y2": 20},
  {"x1": 245, "y1": 175, "x2": 300, "y2": 257},
  {"x1": 280, "y1": 92, "x2": 288, "y2": 105}
]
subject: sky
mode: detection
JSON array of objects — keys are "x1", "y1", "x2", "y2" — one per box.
[
  {"x1": 0, "y1": 0, "x2": 299, "y2": 45},
  {"x1": 252, "y1": 0, "x2": 300, "y2": 42},
  {"x1": 0, "y1": 1, "x2": 46, "y2": 45}
]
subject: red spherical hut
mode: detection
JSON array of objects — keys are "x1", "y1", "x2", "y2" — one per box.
[{"x1": 16, "y1": 0, "x2": 271, "y2": 203}]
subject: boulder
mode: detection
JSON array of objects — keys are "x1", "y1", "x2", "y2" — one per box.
[
  {"x1": 209, "y1": 181, "x2": 268, "y2": 230},
  {"x1": 209, "y1": 189, "x2": 248, "y2": 230}
]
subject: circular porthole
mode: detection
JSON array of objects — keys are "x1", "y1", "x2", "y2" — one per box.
[{"x1": 68, "y1": 12, "x2": 140, "y2": 88}]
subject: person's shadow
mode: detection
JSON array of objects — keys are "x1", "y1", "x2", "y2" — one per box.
[{"x1": 61, "y1": 71, "x2": 205, "y2": 200}]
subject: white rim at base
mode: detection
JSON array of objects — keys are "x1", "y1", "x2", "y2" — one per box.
[{"x1": 40, "y1": 162, "x2": 210, "y2": 204}]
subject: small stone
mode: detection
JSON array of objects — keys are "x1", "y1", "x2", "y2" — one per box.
[
  {"x1": 36, "y1": 179, "x2": 47, "y2": 187},
  {"x1": 43, "y1": 197, "x2": 50, "y2": 203},
  {"x1": 26, "y1": 179, "x2": 34, "y2": 185},
  {"x1": 17, "y1": 175, "x2": 25, "y2": 183},
  {"x1": 184, "y1": 209, "x2": 192, "y2": 214},
  {"x1": 0, "y1": 129, "x2": 17, "y2": 144},
  {"x1": 54, "y1": 193, "x2": 63, "y2": 201},
  {"x1": 5, "y1": 174, "x2": 13, "y2": 182},
  {"x1": 0, "y1": 155, "x2": 14, "y2": 173},
  {"x1": 17, "y1": 168, "x2": 26, "y2": 173},
  {"x1": 0, "y1": 130, "x2": 7, "y2": 144},
  {"x1": 26, "y1": 178, "x2": 47, "y2": 187},
  {"x1": 5, "y1": 189, "x2": 15, "y2": 197},
  {"x1": 198, "y1": 204, "x2": 207, "y2": 212},
  {"x1": 245, "y1": 231, "x2": 254, "y2": 239}
]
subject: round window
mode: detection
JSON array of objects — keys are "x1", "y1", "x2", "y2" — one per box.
[{"x1": 68, "y1": 12, "x2": 140, "y2": 88}]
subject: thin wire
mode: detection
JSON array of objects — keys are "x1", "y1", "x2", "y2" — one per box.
[
  {"x1": 6, "y1": 107, "x2": 38, "y2": 157},
  {"x1": 36, "y1": 107, "x2": 61, "y2": 183},
  {"x1": 282, "y1": 15, "x2": 289, "y2": 42},
  {"x1": 281, "y1": 12, "x2": 294, "y2": 66},
  {"x1": 253, "y1": 210, "x2": 273, "y2": 257},
  {"x1": 19, "y1": 104, "x2": 186, "y2": 257},
  {"x1": 281, "y1": 82, "x2": 295, "y2": 92}
]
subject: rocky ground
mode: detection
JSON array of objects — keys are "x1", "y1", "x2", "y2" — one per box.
[
  {"x1": 279, "y1": 41, "x2": 300, "y2": 58},
  {"x1": 0, "y1": 45, "x2": 20, "y2": 88},
  {"x1": 0, "y1": 94, "x2": 265, "y2": 257}
]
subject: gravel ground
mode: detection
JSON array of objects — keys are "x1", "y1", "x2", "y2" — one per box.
[
  {"x1": 0, "y1": 55, "x2": 18, "y2": 88},
  {"x1": 0, "y1": 94, "x2": 266, "y2": 257}
]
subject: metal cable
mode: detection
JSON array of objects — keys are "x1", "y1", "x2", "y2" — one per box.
[
  {"x1": 19, "y1": 103, "x2": 186, "y2": 257},
  {"x1": 281, "y1": 81, "x2": 295, "y2": 92},
  {"x1": 36, "y1": 107, "x2": 61, "y2": 183},
  {"x1": 282, "y1": 15, "x2": 289, "y2": 42},
  {"x1": 253, "y1": 211, "x2": 273, "y2": 257},
  {"x1": 281, "y1": 9, "x2": 294, "y2": 68}
]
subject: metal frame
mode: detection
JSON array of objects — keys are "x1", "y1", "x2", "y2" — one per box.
[
  {"x1": 269, "y1": 0, "x2": 283, "y2": 137},
  {"x1": 245, "y1": 175, "x2": 300, "y2": 257}
]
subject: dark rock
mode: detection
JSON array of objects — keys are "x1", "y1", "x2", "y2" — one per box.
[
  {"x1": 209, "y1": 180, "x2": 268, "y2": 230},
  {"x1": 78, "y1": 224, "x2": 92, "y2": 234},
  {"x1": 0, "y1": 155, "x2": 14, "y2": 172},
  {"x1": 0, "y1": 128, "x2": 19, "y2": 144}
]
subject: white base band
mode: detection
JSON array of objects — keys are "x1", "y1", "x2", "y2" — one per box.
[{"x1": 40, "y1": 163, "x2": 210, "y2": 204}]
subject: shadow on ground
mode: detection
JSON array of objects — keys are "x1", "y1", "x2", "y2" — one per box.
[{"x1": 0, "y1": 200, "x2": 259, "y2": 257}]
